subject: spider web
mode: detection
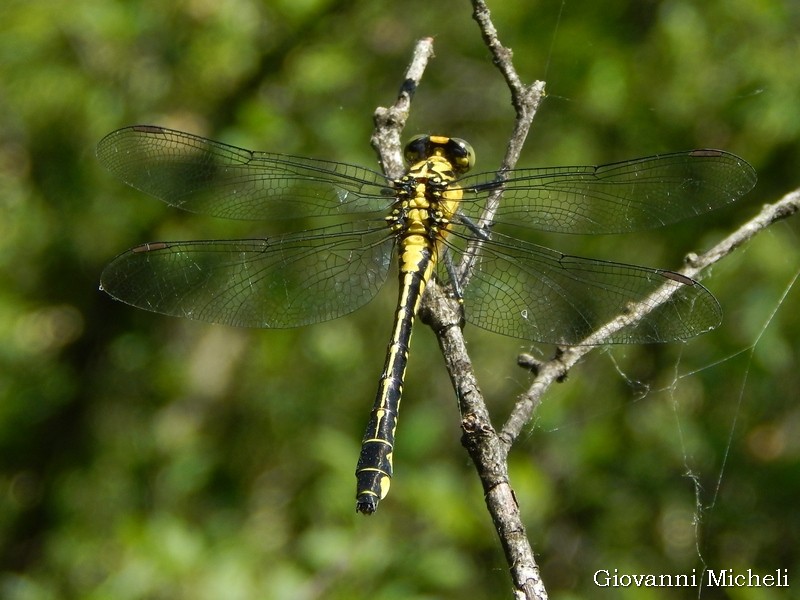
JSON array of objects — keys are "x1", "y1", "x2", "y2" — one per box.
[
  {"x1": 668, "y1": 262, "x2": 800, "y2": 598},
  {"x1": 523, "y1": 229, "x2": 800, "y2": 597}
]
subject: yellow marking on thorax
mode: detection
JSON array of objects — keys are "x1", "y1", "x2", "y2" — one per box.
[{"x1": 397, "y1": 154, "x2": 464, "y2": 277}]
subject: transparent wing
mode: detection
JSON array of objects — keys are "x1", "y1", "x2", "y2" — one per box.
[
  {"x1": 96, "y1": 126, "x2": 393, "y2": 221},
  {"x1": 441, "y1": 231, "x2": 721, "y2": 344},
  {"x1": 100, "y1": 221, "x2": 395, "y2": 328},
  {"x1": 457, "y1": 150, "x2": 757, "y2": 234}
]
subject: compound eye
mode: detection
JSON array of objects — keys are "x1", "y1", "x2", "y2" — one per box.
[
  {"x1": 404, "y1": 135, "x2": 431, "y2": 165},
  {"x1": 448, "y1": 138, "x2": 476, "y2": 174}
]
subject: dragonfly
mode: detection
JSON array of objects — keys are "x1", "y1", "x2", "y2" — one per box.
[{"x1": 97, "y1": 125, "x2": 756, "y2": 514}]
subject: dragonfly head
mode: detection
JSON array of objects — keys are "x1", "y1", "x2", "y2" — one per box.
[{"x1": 404, "y1": 135, "x2": 475, "y2": 175}]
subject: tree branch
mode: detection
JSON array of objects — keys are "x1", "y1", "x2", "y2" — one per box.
[
  {"x1": 422, "y1": 2, "x2": 549, "y2": 598},
  {"x1": 370, "y1": 25, "x2": 549, "y2": 596},
  {"x1": 371, "y1": 37, "x2": 435, "y2": 179},
  {"x1": 509, "y1": 186, "x2": 800, "y2": 440}
]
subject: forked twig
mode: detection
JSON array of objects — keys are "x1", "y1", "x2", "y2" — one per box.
[{"x1": 369, "y1": 4, "x2": 550, "y2": 598}]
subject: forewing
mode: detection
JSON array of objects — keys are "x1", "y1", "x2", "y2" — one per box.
[
  {"x1": 97, "y1": 125, "x2": 393, "y2": 220},
  {"x1": 458, "y1": 150, "x2": 757, "y2": 234}
]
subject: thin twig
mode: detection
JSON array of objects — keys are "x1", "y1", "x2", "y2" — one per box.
[
  {"x1": 458, "y1": 1, "x2": 546, "y2": 287},
  {"x1": 504, "y1": 187, "x2": 800, "y2": 442},
  {"x1": 371, "y1": 37, "x2": 435, "y2": 179}
]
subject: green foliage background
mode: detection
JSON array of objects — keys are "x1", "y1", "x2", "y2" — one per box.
[{"x1": 2, "y1": 0, "x2": 799, "y2": 598}]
